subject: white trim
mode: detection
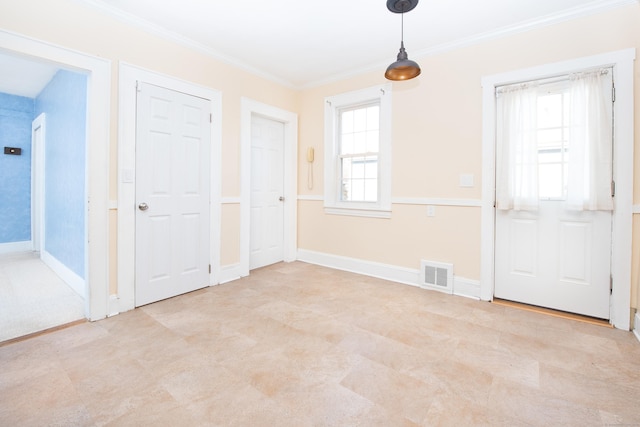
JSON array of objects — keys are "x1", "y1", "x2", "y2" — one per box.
[
  {"x1": 634, "y1": 313, "x2": 640, "y2": 343},
  {"x1": 222, "y1": 197, "x2": 241, "y2": 204},
  {"x1": 240, "y1": 98, "x2": 298, "y2": 277},
  {"x1": 324, "y1": 84, "x2": 392, "y2": 215},
  {"x1": 392, "y1": 197, "x2": 482, "y2": 207},
  {"x1": 31, "y1": 113, "x2": 46, "y2": 254},
  {"x1": 298, "y1": 195, "x2": 324, "y2": 202},
  {"x1": 218, "y1": 263, "x2": 243, "y2": 284},
  {"x1": 108, "y1": 200, "x2": 118, "y2": 210},
  {"x1": 481, "y1": 48, "x2": 635, "y2": 330},
  {"x1": 117, "y1": 62, "x2": 222, "y2": 313},
  {"x1": 41, "y1": 250, "x2": 85, "y2": 299},
  {"x1": 297, "y1": 249, "x2": 480, "y2": 300},
  {"x1": 0, "y1": 29, "x2": 111, "y2": 322},
  {"x1": 0, "y1": 241, "x2": 32, "y2": 254}
]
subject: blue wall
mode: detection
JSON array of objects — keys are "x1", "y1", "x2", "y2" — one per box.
[
  {"x1": 35, "y1": 70, "x2": 88, "y2": 278},
  {"x1": 0, "y1": 93, "x2": 34, "y2": 243}
]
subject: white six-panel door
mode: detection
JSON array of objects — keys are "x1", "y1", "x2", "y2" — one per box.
[
  {"x1": 495, "y1": 201, "x2": 612, "y2": 318},
  {"x1": 135, "y1": 83, "x2": 211, "y2": 306},
  {"x1": 249, "y1": 115, "x2": 285, "y2": 270}
]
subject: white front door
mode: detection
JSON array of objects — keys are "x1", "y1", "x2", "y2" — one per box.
[
  {"x1": 495, "y1": 202, "x2": 611, "y2": 318},
  {"x1": 135, "y1": 83, "x2": 211, "y2": 306},
  {"x1": 494, "y1": 75, "x2": 613, "y2": 319},
  {"x1": 249, "y1": 115, "x2": 285, "y2": 270}
]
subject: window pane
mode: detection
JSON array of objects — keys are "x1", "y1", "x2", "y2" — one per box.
[
  {"x1": 538, "y1": 148, "x2": 563, "y2": 164},
  {"x1": 341, "y1": 110, "x2": 353, "y2": 133},
  {"x1": 364, "y1": 179, "x2": 377, "y2": 201},
  {"x1": 341, "y1": 133, "x2": 354, "y2": 155},
  {"x1": 538, "y1": 129, "x2": 563, "y2": 147},
  {"x1": 367, "y1": 106, "x2": 379, "y2": 130},
  {"x1": 366, "y1": 130, "x2": 379, "y2": 152},
  {"x1": 538, "y1": 93, "x2": 562, "y2": 128},
  {"x1": 365, "y1": 158, "x2": 378, "y2": 179},
  {"x1": 353, "y1": 108, "x2": 367, "y2": 132},
  {"x1": 353, "y1": 131, "x2": 366, "y2": 153},
  {"x1": 352, "y1": 157, "x2": 365, "y2": 179}
]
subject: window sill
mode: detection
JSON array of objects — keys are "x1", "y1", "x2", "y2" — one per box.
[{"x1": 324, "y1": 206, "x2": 391, "y2": 219}]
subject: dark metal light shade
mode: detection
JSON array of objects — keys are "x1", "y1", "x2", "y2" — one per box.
[{"x1": 385, "y1": 41, "x2": 421, "y2": 81}]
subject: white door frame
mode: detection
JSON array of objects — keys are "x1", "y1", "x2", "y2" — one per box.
[
  {"x1": 480, "y1": 48, "x2": 635, "y2": 330},
  {"x1": 117, "y1": 63, "x2": 222, "y2": 314},
  {"x1": 0, "y1": 30, "x2": 111, "y2": 321},
  {"x1": 31, "y1": 113, "x2": 46, "y2": 254},
  {"x1": 240, "y1": 98, "x2": 298, "y2": 276}
]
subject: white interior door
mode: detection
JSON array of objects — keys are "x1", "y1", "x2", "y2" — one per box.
[
  {"x1": 250, "y1": 115, "x2": 285, "y2": 270},
  {"x1": 135, "y1": 83, "x2": 211, "y2": 306},
  {"x1": 494, "y1": 74, "x2": 613, "y2": 319}
]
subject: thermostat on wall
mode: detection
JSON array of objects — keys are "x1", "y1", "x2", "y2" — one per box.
[{"x1": 4, "y1": 147, "x2": 22, "y2": 155}]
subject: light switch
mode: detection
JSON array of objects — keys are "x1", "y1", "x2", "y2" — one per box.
[{"x1": 427, "y1": 205, "x2": 436, "y2": 217}]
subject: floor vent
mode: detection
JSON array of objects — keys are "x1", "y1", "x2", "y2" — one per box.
[{"x1": 420, "y1": 260, "x2": 453, "y2": 294}]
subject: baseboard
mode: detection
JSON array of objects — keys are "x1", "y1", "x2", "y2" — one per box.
[
  {"x1": 296, "y1": 249, "x2": 480, "y2": 300},
  {"x1": 41, "y1": 251, "x2": 85, "y2": 299},
  {"x1": 0, "y1": 241, "x2": 32, "y2": 254},
  {"x1": 634, "y1": 313, "x2": 640, "y2": 343},
  {"x1": 218, "y1": 263, "x2": 243, "y2": 284}
]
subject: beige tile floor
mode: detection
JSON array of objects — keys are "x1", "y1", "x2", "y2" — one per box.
[{"x1": 1, "y1": 261, "x2": 639, "y2": 426}]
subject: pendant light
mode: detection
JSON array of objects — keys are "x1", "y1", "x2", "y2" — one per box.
[{"x1": 385, "y1": 0, "x2": 421, "y2": 81}]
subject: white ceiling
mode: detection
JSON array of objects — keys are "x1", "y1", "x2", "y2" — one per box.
[
  {"x1": 0, "y1": 51, "x2": 58, "y2": 98},
  {"x1": 0, "y1": 0, "x2": 634, "y2": 95}
]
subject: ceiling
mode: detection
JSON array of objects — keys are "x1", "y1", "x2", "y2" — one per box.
[{"x1": 0, "y1": 0, "x2": 633, "y2": 95}]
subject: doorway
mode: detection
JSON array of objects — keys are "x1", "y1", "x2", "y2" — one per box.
[
  {"x1": 249, "y1": 115, "x2": 285, "y2": 270},
  {"x1": 240, "y1": 98, "x2": 298, "y2": 277},
  {"x1": 480, "y1": 49, "x2": 635, "y2": 330}
]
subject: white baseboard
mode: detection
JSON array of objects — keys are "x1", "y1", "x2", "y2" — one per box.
[
  {"x1": 0, "y1": 241, "x2": 32, "y2": 254},
  {"x1": 218, "y1": 263, "x2": 243, "y2": 284},
  {"x1": 41, "y1": 251, "x2": 85, "y2": 299},
  {"x1": 108, "y1": 294, "x2": 120, "y2": 317},
  {"x1": 296, "y1": 249, "x2": 480, "y2": 300},
  {"x1": 634, "y1": 313, "x2": 640, "y2": 343}
]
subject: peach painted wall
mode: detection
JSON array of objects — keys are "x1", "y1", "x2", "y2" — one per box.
[{"x1": 296, "y1": 4, "x2": 640, "y2": 310}]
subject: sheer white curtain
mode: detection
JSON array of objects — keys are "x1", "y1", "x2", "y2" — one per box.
[
  {"x1": 566, "y1": 70, "x2": 613, "y2": 211},
  {"x1": 496, "y1": 83, "x2": 539, "y2": 211}
]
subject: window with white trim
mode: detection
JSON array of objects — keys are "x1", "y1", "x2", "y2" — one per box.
[{"x1": 324, "y1": 84, "x2": 392, "y2": 218}]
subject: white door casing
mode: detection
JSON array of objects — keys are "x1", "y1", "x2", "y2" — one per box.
[
  {"x1": 481, "y1": 49, "x2": 635, "y2": 330},
  {"x1": 250, "y1": 115, "x2": 285, "y2": 269},
  {"x1": 31, "y1": 113, "x2": 45, "y2": 254},
  {"x1": 134, "y1": 83, "x2": 211, "y2": 306},
  {"x1": 240, "y1": 98, "x2": 298, "y2": 278},
  {"x1": 117, "y1": 63, "x2": 222, "y2": 314}
]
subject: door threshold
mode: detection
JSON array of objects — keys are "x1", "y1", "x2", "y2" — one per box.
[
  {"x1": 0, "y1": 319, "x2": 87, "y2": 347},
  {"x1": 492, "y1": 298, "x2": 612, "y2": 328}
]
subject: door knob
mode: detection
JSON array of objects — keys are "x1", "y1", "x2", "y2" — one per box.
[
  {"x1": 138, "y1": 202, "x2": 149, "y2": 211},
  {"x1": 279, "y1": 196, "x2": 285, "y2": 202}
]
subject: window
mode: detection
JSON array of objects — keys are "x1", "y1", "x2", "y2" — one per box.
[{"x1": 324, "y1": 84, "x2": 392, "y2": 217}]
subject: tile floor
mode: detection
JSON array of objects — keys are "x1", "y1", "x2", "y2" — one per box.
[{"x1": 1, "y1": 261, "x2": 639, "y2": 426}]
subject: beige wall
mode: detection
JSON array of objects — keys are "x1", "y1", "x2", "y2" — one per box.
[
  {"x1": 296, "y1": 4, "x2": 640, "y2": 310},
  {"x1": 1, "y1": 0, "x2": 639, "y2": 315}
]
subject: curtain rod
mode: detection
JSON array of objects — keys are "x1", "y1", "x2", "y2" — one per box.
[{"x1": 495, "y1": 67, "x2": 611, "y2": 93}]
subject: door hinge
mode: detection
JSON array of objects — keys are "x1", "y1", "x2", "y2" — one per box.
[
  {"x1": 610, "y1": 275, "x2": 613, "y2": 294},
  {"x1": 611, "y1": 180, "x2": 616, "y2": 197},
  {"x1": 209, "y1": 264, "x2": 211, "y2": 274},
  {"x1": 210, "y1": 113, "x2": 213, "y2": 123},
  {"x1": 612, "y1": 83, "x2": 616, "y2": 103}
]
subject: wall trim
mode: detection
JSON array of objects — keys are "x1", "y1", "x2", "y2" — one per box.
[
  {"x1": 41, "y1": 250, "x2": 85, "y2": 302},
  {"x1": 298, "y1": 195, "x2": 323, "y2": 202},
  {"x1": 297, "y1": 249, "x2": 480, "y2": 300},
  {"x1": 222, "y1": 197, "x2": 241, "y2": 204},
  {"x1": 218, "y1": 263, "x2": 243, "y2": 284},
  {"x1": 392, "y1": 197, "x2": 482, "y2": 207},
  {"x1": 634, "y1": 313, "x2": 640, "y2": 343},
  {"x1": 0, "y1": 241, "x2": 32, "y2": 254}
]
